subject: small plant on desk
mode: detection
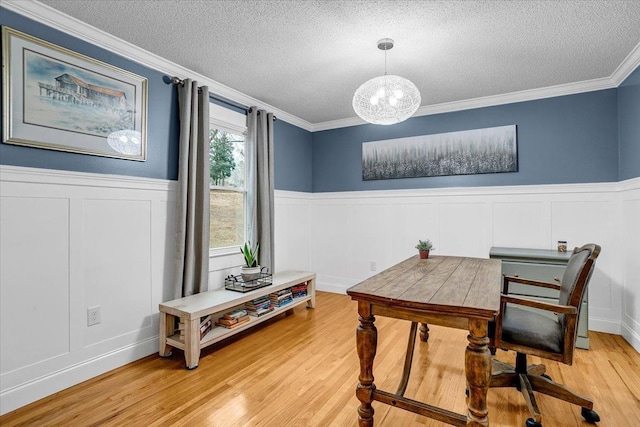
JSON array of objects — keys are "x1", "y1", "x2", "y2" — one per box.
[{"x1": 415, "y1": 239, "x2": 434, "y2": 259}]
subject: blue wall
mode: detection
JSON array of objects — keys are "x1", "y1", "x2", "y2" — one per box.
[
  {"x1": 618, "y1": 66, "x2": 640, "y2": 181},
  {"x1": 274, "y1": 120, "x2": 313, "y2": 192},
  {"x1": 312, "y1": 90, "x2": 619, "y2": 192},
  {"x1": 210, "y1": 100, "x2": 313, "y2": 192},
  {"x1": 1, "y1": 6, "x2": 633, "y2": 191},
  {"x1": 0, "y1": 7, "x2": 313, "y2": 189},
  {"x1": 0, "y1": 7, "x2": 179, "y2": 180}
]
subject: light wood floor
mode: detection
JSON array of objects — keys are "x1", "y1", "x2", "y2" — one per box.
[{"x1": 2, "y1": 292, "x2": 639, "y2": 427}]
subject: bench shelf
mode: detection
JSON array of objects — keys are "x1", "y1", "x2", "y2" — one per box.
[{"x1": 159, "y1": 270, "x2": 316, "y2": 369}]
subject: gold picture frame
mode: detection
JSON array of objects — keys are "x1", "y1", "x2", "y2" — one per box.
[{"x1": 2, "y1": 27, "x2": 148, "y2": 161}]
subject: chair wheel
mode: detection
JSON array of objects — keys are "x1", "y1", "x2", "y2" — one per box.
[
  {"x1": 526, "y1": 418, "x2": 542, "y2": 427},
  {"x1": 581, "y1": 407, "x2": 600, "y2": 423},
  {"x1": 541, "y1": 373, "x2": 552, "y2": 381}
]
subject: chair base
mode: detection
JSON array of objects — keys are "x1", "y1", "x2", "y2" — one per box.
[
  {"x1": 525, "y1": 418, "x2": 542, "y2": 427},
  {"x1": 490, "y1": 354, "x2": 599, "y2": 426}
]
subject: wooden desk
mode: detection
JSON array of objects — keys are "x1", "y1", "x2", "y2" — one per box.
[{"x1": 347, "y1": 255, "x2": 501, "y2": 426}]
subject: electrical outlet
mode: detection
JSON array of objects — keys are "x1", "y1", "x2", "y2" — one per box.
[
  {"x1": 87, "y1": 306, "x2": 101, "y2": 326},
  {"x1": 370, "y1": 261, "x2": 377, "y2": 271}
]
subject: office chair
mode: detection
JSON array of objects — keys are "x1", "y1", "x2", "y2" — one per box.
[{"x1": 489, "y1": 243, "x2": 601, "y2": 427}]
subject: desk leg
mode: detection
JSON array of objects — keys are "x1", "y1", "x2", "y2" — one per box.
[
  {"x1": 356, "y1": 302, "x2": 377, "y2": 427},
  {"x1": 465, "y1": 319, "x2": 491, "y2": 427},
  {"x1": 419, "y1": 323, "x2": 430, "y2": 342}
]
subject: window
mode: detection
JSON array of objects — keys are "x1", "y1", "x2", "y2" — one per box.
[{"x1": 209, "y1": 103, "x2": 247, "y2": 251}]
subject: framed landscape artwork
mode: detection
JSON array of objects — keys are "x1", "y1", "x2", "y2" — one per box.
[
  {"x1": 362, "y1": 125, "x2": 517, "y2": 180},
  {"x1": 2, "y1": 27, "x2": 148, "y2": 161}
]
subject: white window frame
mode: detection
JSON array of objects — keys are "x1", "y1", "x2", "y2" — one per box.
[{"x1": 208, "y1": 103, "x2": 248, "y2": 258}]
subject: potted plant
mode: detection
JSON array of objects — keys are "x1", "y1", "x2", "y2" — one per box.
[
  {"x1": 240, "y1": 241, "x2": 261, "y2": 281},
  {"x1": 415, "y1": 239, "x2": 434, "y2": 259}
]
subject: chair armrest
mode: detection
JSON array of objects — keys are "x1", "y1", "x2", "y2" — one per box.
[
  {"x1": 500, "y1": 294, "x2": 578, "y2": 315},
  {"x1": 503, "y1": 275, "x2": 561, "y2": 294}
]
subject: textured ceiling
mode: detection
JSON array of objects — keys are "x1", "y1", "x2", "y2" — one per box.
[{"x1": 36, "y1": 0, "x2": 640, "y2": 126}]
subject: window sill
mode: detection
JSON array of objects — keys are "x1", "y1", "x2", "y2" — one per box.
[{"x1": 209, "y1": 246, "x2": 241, "y2": 259}]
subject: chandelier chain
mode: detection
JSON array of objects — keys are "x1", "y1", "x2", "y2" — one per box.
[{"x1": 384, "y1": 44, "x2": 387, "y2": 75}]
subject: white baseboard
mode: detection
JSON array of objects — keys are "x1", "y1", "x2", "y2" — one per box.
[
  {"x1": 621, "y1": 322, "x2": 640, "y2": 354},
  {"x1": 0, "y1": 338, "x2": 158, "y2": 415},
  {"x1": 588, "y1": 317, "x2": 622, "y2": 335},
  {"x1": 317, "y1": 283, "x2": 350, "y2": 295},
  {"x1": 315, "y1": 275, "x2": 356, "y2": 295}
]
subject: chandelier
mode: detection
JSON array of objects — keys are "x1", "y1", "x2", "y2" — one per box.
[{"x1": 352, "y1": 38, "x2": 421, "y2": 125}]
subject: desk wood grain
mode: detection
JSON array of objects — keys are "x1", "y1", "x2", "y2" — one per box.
[{"x1": 347, "y1": 256, "x2": 501, "y2": 319}]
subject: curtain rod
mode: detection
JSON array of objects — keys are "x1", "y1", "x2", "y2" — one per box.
[{"x1": 171, "y1": 76, "x2": 276, "y2": 121}]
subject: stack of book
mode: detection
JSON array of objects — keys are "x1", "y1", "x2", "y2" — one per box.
[
  {"x1": 290, "y1": 282, "x2": 308, "y2": 298},
  {"x1": 215, "y1": 309, "x2": 250, "y2": 329},
  {"x1": 178, "y1": 314, "x2": 212, "y2": 340},
  {"x1": 244, "y1": 295, "x2": 274, "y2": 317},
  {"x1": 270, "y1": 288, "x2": 293, "y2": 308}
]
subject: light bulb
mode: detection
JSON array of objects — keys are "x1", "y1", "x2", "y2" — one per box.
[
  {"x1": 376, "y1": 87, "x2": 386, "y2": 98},
  {"x1": 394, "y1": 90, "x2": 404, "y2": 99},
  {"x1": 370, "y1": 96, "x2": 379, "y2": 105},
  {"x1": 389, "y1": 96, "x2": 398, "y2": 106}
]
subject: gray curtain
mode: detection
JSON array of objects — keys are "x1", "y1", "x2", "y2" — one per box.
[
  {"x1": 173, "y1": 80, "x2": 210, "y2": 298},
  {"x1": 246, "y1": 107, "x2": 275, "y2": 273}
]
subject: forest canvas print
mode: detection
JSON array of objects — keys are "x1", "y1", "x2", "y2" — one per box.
[{"x1": 362, "y1": 125, "x2": 517, "y2": 180}]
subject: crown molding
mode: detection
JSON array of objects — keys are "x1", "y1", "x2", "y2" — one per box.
[
  {"x1": 611, "y1": 41, "x2": 640, "y2": 86},
  {"x1": 311, "y1": 42, "x2": 640, "y2": 132},
  {"x1": 311, "y1": 75, "x2": 618, "y2": 132},
  {"x1": 0, "y1": 0, "x2": 315, "y2": 132},
  {"x1": 3, "y1": 0, "x2": 639, "y2": 134}
]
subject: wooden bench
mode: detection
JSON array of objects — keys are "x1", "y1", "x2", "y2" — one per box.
[{"x1": 159, "y1": 270, "x2": 316, "y2": 369}]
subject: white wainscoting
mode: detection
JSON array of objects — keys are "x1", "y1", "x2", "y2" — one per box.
[
  {"x1": 308, "y1": 180, "x2": 640, "y2": 354},
  {"x1": 1, "y1": 166, "x2": 638, "y2": 414},
  {"x1": 274, "y1": 190, "x2": 313, "y2": 274},
  {"x1": 0, "y1": 165, "x2": 177, "y2": 415},
  {"x1": 0, "y1": 169, "x2": 314, "y2": 414},
  {"x1": 621, "y1": 180, "x2": 640, "y2": 351}
]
